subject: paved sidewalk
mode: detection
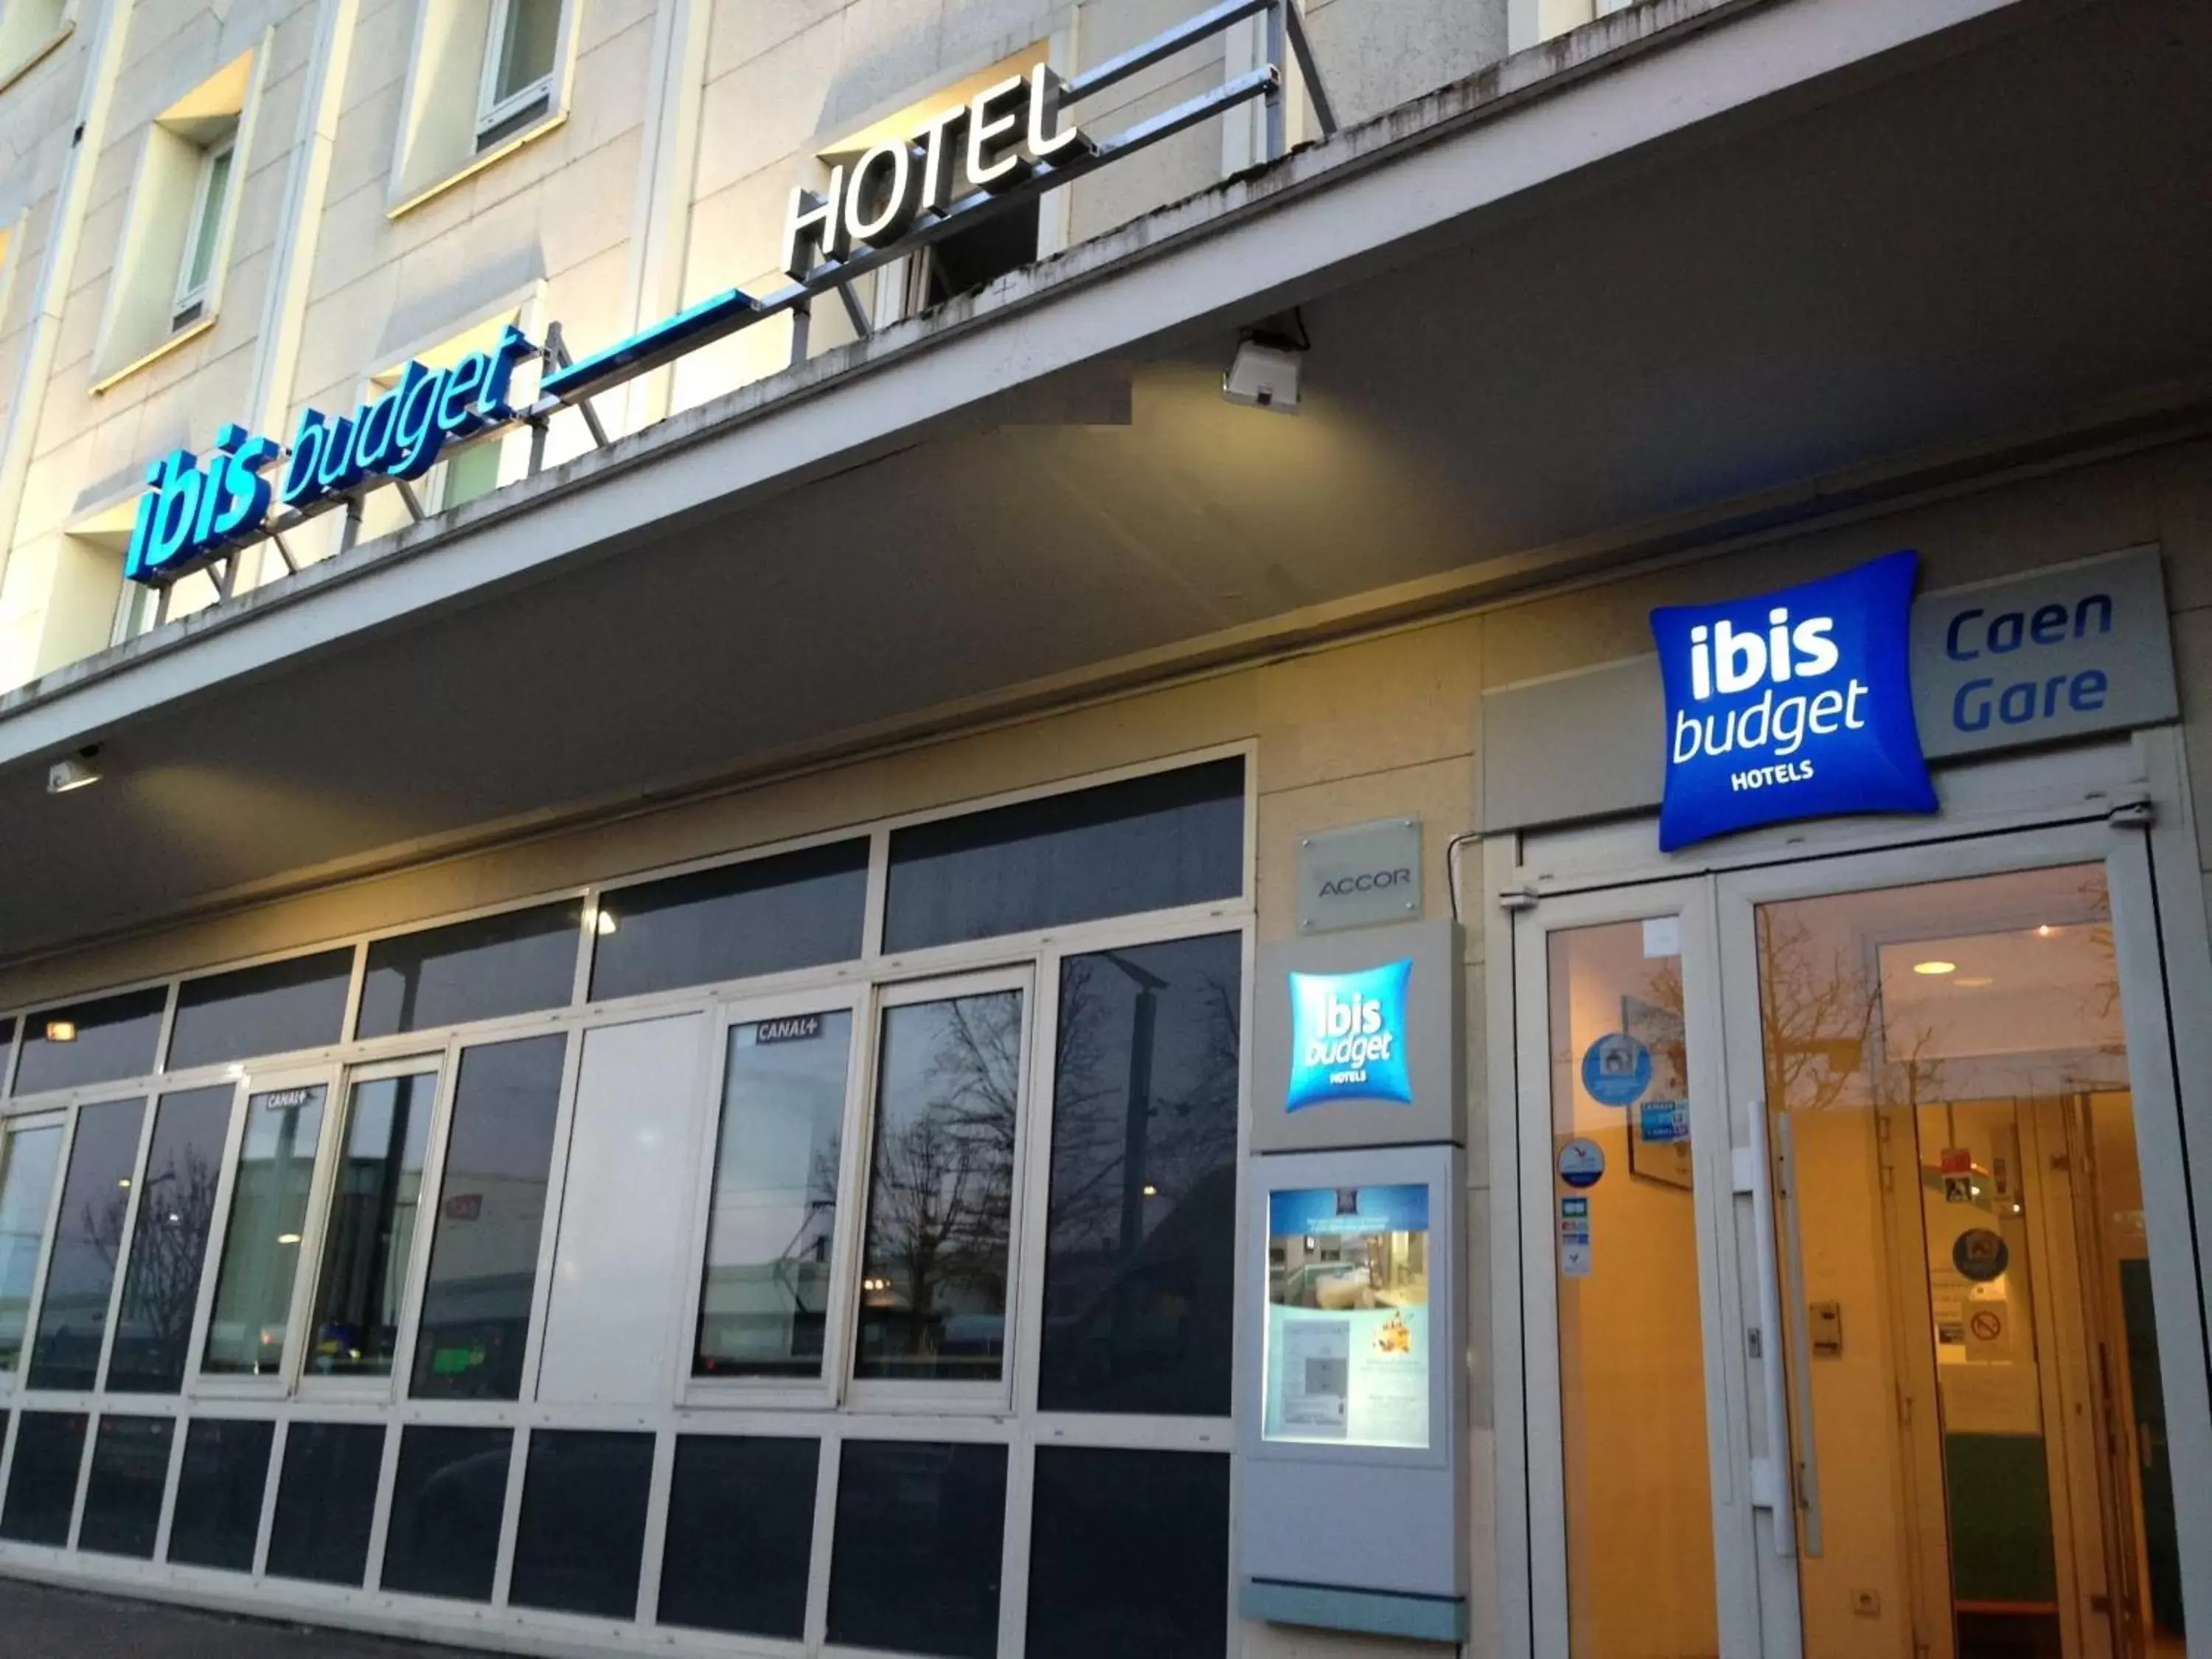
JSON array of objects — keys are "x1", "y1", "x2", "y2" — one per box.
[{"x1": 0, "y1": 1577, "x2": 495, "y2": 1658}]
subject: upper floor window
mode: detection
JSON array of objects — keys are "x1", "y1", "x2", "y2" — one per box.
[
  {"x1": 170, "y1": 133, "x2": 236, "y2": 331},
  {"x1": 479, "y1": 0, "x2": 559, "y2": 149},
  {"x1": 90, "y1": 48, "x2": 257, "y2": 388},
  {"x1": 0, "y1": 0, "x2": 69, "y2": 91}
]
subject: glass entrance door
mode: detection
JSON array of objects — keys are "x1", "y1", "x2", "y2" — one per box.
[
  {"x1": 1719, "y1": 855, "x2": 2191, "y2": 1659},
  {"x1": 1519, "y1": 823, "x2": 2205, "y2": 1659}
]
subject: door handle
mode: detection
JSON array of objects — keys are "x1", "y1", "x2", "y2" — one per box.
[
  {"x1": 1745, "y1": 1096, "x2": 1796, "y2": 1558},
  {"x1": 1775, "y1": 1110, "x2": 1824, "y2": 1559}
]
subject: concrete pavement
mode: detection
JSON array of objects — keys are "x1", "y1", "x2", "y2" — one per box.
[{"x1": 0, "y1": 1578, "x2": 495, "y2": 1658}]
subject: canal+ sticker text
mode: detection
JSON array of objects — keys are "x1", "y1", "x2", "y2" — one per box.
[
  {"x1": 1651, "y1": 549, "x2": 1936, "y2": 851},
  {"x1": 1284, "y1": 959, "x2": 1414, "y2": 1112}
]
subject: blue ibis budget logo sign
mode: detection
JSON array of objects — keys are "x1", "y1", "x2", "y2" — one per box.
[
  {"x1": 1652, "y1": 550, "x2": 1936, "y2": 852},
  {"x1": 1285, "y1": 960, "x2": 1413, "y2": 1112},
  {"x1": 125, "y1": 326, "x2": 538, "y2": 585}
]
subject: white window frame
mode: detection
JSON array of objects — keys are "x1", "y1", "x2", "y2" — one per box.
[
  {"x1": 171, "y1": 134, "x2": 236, "y2": 329},
  {"x1": 475, "y1": 0, "x2": 558, "y2": 145},
  {"x1": 841, "y1": 964, "x2": 1037, "y2": 1417},
  {"x1": 675, "y1": 984, "x2": 870, "y2": 1413}
]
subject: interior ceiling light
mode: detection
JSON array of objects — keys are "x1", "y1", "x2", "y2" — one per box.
[
  {"x1": 2035, "y1": 924, "x2": 2059, "y2": 938},
  {"x1": 1954, "y1": 976, "x2": 1994, "y2": 988},
  {"x1": 594, "y1": 908, "x2": 619, "y2": 936},
  {"x1": 43, "y1": 1019, "x2": 77, "y2": 1043},
  {"x1": 1913, "y1": 960, "x2": 1957, "y2": 976},
  {"x1": 46, "y1": 746, "x2": 102, "y2": 794}
]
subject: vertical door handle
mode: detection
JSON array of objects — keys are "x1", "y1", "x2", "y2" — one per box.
[
  {"x1": 1775, "y1": 1110, "x2": 1825, "y2": 1559},
  {"x1": 1745, "y1": 1096, "x2": 1796, "y2": 1559}
]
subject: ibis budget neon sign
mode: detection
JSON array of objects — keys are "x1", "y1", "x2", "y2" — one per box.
[
  {"x1": 1650, "y1": 550, "x2": 1937, "y2": 850},
  {"x1": 125, "y1": 324, "x2": 538, "y2": 585}
]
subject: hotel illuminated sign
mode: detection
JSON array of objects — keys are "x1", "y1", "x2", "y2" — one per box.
[{"x1": 125, "y1": 0, "x2": 1327, "y2": 591}]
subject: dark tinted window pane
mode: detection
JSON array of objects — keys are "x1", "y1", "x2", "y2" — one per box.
[
  {"x1": 509, "y1": 1429, "x2": 653, "y2": 1619},
  {"x1": 265, "y1": 1421, "x2": 383, "y2": 1585},
  {"x1": 1027, "y1": 1447, "x2": 1229, "y2": 1658},
  {"x1": 79, "y1": 1415, "x2": 175, "y2": 1558},
  {"x1": 829, "y1": 1441, "x2": 1006, "y2": 1658},
  {"x1": 1, "y1": 1411, "x2": 86, "y2": 1544},
  {"x1": 357, "y1": 902, "x2": 582, "y2": 1039},
  {"x1": 658, "y1": 1436, "x2": 818, "y2": 1637},
  {"x1": 167, "y1": 1418, "x2": 274, "y2": 1571},
  {"x1": 0, "y1": 1124, "x2": 63, "y2": 1373},
  {"x1": 108, "y1": 1086, "x2": 233, "y2": 1394},
  {"x1": 15, "y1": 990, "x2": 166, "y2": 1097},
  {"x1": 591, "y1": 840, "x2": 869, "y2": 1001},
  {"x1": 381, "y1": 1426, "x2": 510, "y2": 1601},
  {"x1": 883, "y1": 759, "x2": 1244, "y2": 952},
  {"x1": 167, "y1": 950, "x2": 352, "y2": 1071},
  {"x1": 695, "y1": 1014, "x2": 849, "y2": 1378},
  {"x1": 28, "y1": 1098, "x2": 147, "y2": 1391},
  {"x1": 411, "y1": 1038, "x2": 563, "y2": 1400},
  {"x1": 855, "y1": 994, "x2": 1020, "y2": 1382},
  {"x1": 308, "y1": 1070, "x2": 434, "y2": 1377},
  {"x1": 1040, "y1": 935, "x2": 1241, "y2": 1415},
  {"x1": 203, "y1": 1085, "x2": 325, "y2": 1376}
]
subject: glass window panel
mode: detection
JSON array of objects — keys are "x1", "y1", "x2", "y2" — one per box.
[
  {"x1": 381, "y1": 1425, "x2": 511, "y2": 1601},
  {"x1": 493, "y1": 0, "x2": 560, "y2": 102},
  {"x1": 27, "y1": 1098, "x2": 147, "y2": 1391},
  {"x1": 1026, "y1": 1447, "x2": 1229, "y2": 1658},
  {"x1": 508, "y1": 1429, "x2": 653, "y2": 1619},
  {"x1": 202, "y1": 1085, "x2": 326, "y2": 1376},
  {"x1": 14, "y1": 989, "x2": 165, "y2": 1097},
  {"x1": 658, "y1": 1435, "x2": 818, "y2": 1638},
  {"x1": 0, "y1": 1124, "x2": 63, "y2": 1372},
  {"x1": 108, "y1": 1085, "x2": 232, "y2": 1394},
  {"x1": 694, "y1": 1012, "x2": 849, "y2": 1378},
  {"x1": 0, "y1": 1410, "x2": 86, "y2": 1545},
  {"x1": 411, "y1": 1037, "x2": 564, "y2": 1400},
  {"x1": 265, "y1": 1421, "x2": 383, "y2": 1585},
  {"x1": 167, "y1": 1418, "x2": 274, "y2": 1571},
  {"x1": 181, "y1": 143, "x2": 232, "y2": 297},
  {"x1": 356, "y1": 902, "x2": 581, "y2": 1039},
  {"x1": 855, "y1": 992, "x2": 1022, "y2": 1382},
  {"x1": 78, "y1": 1414, "x2": 174, "y2": 1558},
  {"x1": 167, "y1": 950, "x2": 351, "y2": 1071},
  {"x1": 883, "y1": 759, "x2": 1244, "y2": 953},
  {"x1": 827, "y1": 1440, "x2": 1006, "y2": 1659},
  {"x1": 1039, "y1": 934, "x2": 1241, "y2": 1415},
  {"x1": 439, "y1": 437, "x2": 502, "y2": 509},
  {"x1": 1, "y1": 1016, "x2": 16, "y2": 1081},
  {"x1": 308, "y1": 1070, "x2": 435, "y2": 1377},
  {"x1": 1548, "y1": 919, "x2": 1717, "y2": 1658},
  {"x1": 589, "y1": 839, "x2": 869, "y2": 1002}
]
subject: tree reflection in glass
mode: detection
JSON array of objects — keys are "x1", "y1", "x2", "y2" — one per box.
[
  {"x1": 854, "y1": 992, "x2": 1022, "y2": 1382},
  {"x1": 1039, "y1": 933, "x2": 1241, "y2": 1415}
]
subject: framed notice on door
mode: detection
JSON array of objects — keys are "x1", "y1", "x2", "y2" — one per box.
[{"x1": 1262, "y1": 1183, "x2": 1431, "y2": 1450}]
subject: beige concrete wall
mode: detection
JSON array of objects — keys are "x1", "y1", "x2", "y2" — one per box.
[{"x1": 0, "y1": 0, "x2": 1516, "y2": 694}]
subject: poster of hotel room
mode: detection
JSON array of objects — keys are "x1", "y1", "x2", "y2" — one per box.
[{"x1": 1263, "y1": 1183, "x2": 1431, "y2": 1450}]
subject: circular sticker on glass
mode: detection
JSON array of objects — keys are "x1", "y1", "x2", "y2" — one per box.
[
  {"x1": 1952, "y1": 1227, "x2": 2010, "y2": 1283},
  {"x1": 1579, "y1": 1032, "x2": 1652, "y2": 1107},
  {"x1": 1558, "y1": 1138, "x2": 1606, "y2": 1189}
]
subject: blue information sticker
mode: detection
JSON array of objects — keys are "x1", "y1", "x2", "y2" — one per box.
[
  {"x1": 1651, "y1": 549, "x2": 1937, "y2": 852},
  {"x1": 1558, "y1": 1138, "x2": 1605, "y2": 1189},
  {"x1": 1639, "y1": 1099, "x2": 1688, "y2": 1144},
  {"x1": 1580, "y1": 1033, "x2": 1651, "y2": 1107}
]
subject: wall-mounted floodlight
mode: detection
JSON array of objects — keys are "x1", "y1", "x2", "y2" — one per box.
[
  {"x1": 46, "y1": 748, "x2": 102, "y2": 794},
  {"x1": 1222, "y1": 336, "x2": 1304, "y2": 414}
]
